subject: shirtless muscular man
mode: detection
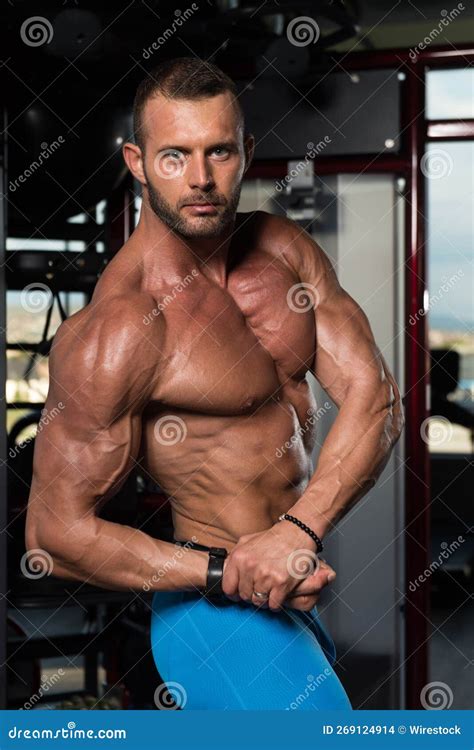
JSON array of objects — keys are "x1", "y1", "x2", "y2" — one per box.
[{"x1": 26, "y1": 57, "x2": 404, "y2": 710}]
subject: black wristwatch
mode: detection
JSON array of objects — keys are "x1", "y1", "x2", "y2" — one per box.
[{"x1": 203, "y1": 547, "x2": 228, "y2": 600}]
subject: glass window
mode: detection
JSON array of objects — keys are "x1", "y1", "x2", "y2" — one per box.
[
  {"x1": 426, "y1": 68, "x2": 474, "y2": 120},
  {"x1": 426, "y1": 141, "x2": 474, "y2": 453},
  {"x1": 6, "y1": 291, "x2": 86, "y2": 434}
]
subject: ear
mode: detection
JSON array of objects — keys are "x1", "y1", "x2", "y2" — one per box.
[
  {"x1": 243, "y1": 133, "x2": 255, "y2": 175},
  {"x1": 122, "y1": 142, "x2": 147, "y2": 186}
]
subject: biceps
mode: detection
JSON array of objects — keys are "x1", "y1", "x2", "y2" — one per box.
[
  {"x1": 312, "y1": 290, "x2": 385, "y2": 406},
  {"x1": 31, "y1": 410, "x2": 141, "y2": 511}
]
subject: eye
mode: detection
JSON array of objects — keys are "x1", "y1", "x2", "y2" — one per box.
[
  {"x1": 164, "y1": 149, "x2": 183, "y2": 160},
  {"x1": 212, "y1": 146, "x2": 230, "y2": 158}
]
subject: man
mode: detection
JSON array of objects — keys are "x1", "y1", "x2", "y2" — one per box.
[{"x1": 25, "y1": 57, "x2": 404, "y2": 710}]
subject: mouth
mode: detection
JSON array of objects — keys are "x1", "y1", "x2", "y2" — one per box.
[
  {"x1": 182, "y1": 202, "x2": 220, "y2": 214},
  {"x1": 183, "y1": 200, "x2": 220, "y2": 206}
]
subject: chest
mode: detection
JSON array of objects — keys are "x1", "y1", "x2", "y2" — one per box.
[{"x1": 151, "y1": 256, "x2": 316, "y2": 415}]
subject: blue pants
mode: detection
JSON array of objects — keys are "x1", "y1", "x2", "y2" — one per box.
[{"x1": 150, "y1": 549, "x2": 352, "y2": 710}]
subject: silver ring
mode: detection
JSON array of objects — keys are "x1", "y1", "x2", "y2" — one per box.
[{"x1": 253, "y1": 590, "x2": 269, "y2": 599}]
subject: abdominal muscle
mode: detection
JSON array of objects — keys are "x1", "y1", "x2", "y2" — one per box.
[{"x1": 141, "y1": 394, "x2": 316, "y2": 550}]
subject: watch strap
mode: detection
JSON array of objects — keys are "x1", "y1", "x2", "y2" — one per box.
[{"x1": 204, "y1": 547, "x2": 228, "y2": 600}]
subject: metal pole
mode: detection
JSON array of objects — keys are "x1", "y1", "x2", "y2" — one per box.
[{"x1": 0, "y1": 105, "x2": 8, "y2": 709}]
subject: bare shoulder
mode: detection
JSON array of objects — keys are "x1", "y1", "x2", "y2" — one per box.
[
  {"x1": 249, "y1": 210, "x2": 331, "y2": 280},
  {"x1": 49, "y1": 291, "x2": 163, "y2": 414}
]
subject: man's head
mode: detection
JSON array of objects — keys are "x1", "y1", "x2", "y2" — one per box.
[{"x1": 123, "y1": 57, "x2": 254, "y2": 240}]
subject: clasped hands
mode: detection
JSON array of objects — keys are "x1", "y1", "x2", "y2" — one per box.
[{"x1": 221, "y1": 524, "x2": 336, "y2": 612}]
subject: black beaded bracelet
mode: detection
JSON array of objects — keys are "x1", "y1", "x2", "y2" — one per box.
[{"x1": 278, "y1": 513, "x2": 324, "y2": 553}]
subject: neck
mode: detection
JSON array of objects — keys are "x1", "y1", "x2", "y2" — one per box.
[{"x1": 135, "y1": 202, "x2": 238, "y2": 287}]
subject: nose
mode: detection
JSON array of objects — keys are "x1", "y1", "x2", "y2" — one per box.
[{"x1": 187, "y1": 153, "x2": 215, "y2": 191}]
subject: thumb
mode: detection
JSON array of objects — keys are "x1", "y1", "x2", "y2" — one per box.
[{"x1": 295, "y1": 560, "x2": 336, "y2": 593}]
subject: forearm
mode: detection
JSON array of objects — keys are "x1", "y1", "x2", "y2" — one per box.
[
  {"x1": 288, "y1": 381, "x2": 404, "y2": 540},
  {"x1": 33, "y1": 516, "x2": 208, "y2": 593}
]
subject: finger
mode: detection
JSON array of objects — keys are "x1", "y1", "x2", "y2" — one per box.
[
  {"x1": 221, "y1": 557, "x2": 240, "y2": 600},
  {"x1": 251, "y1": 590, "x2": 270, "y2": 608},
  {"x1": 291, "y1": 569, "x2": 336, "y2": 598},
  {"x1": 244, "y1": 576, "x2": 272, "y2": 605},
  {"x1": 268, "y1": 586, "x2": 289, "y2": 612},
  {"x1": 225, "y1": 553, "x2": 255, "y2": 602},
  {"x1": 284, "y1": 593, "x2": 319, "y2": 611},
  {"x1": 302, "y1": 564, "x2": 336, "y2": 590},
  {"x1": 286, "y1": 589, "x2": 319, "y2": 602},
  {"x1": 239, "y1": 576, "x2": 256, "y2": 602}
]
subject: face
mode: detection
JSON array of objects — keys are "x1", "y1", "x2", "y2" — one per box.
[{"x1": 129, "y1": 92, "x2": 254, "y2": 239}]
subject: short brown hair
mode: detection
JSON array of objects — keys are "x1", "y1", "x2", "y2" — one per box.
[{"x1": 133, "y1": 56, "x2": 245, "y2": 152}]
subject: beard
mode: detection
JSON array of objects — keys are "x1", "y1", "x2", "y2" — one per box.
[{"x1": 143, "y1": 169, "x2": 242, "y2": 239}]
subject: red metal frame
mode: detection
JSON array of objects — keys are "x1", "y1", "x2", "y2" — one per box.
[
  {"x1": 107, "y1": 171, "x2": 136, "y2": 256},
  {"x1": 403, "y1": 57, "x2": 431, "y2": 712},
  {"x1": 245, "y1": 43, "x2": 473, "y2": 709}
]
